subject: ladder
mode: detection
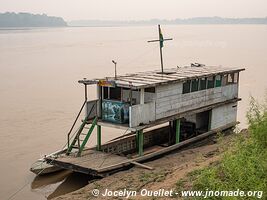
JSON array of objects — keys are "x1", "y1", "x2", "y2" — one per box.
[{"x1": 66, "y1": 103, "x2": 97, "y2": 157}]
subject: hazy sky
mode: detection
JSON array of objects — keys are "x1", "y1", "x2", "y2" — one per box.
[{"x1": 0, "y1": 0, "x2": 266, "y2": 21}]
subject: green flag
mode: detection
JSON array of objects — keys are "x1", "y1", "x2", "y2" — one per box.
[{"x1": 159, "y1": 26, "x2": 164, "y2": 48}]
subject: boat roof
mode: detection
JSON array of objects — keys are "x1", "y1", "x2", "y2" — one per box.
[{"x1": 79, "y1": 65, "x2": 245, "y2": 89}]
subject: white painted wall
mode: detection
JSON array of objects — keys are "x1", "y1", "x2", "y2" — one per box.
[
  {"x1": 86, "y1": 99, "x2": 98, "y2": 119},
  {"x1": 155, "y1": 82, "x2": 238, "y2": 120},
  {"x1": 211, "y1": 102, "x2": 237, "y2": 129},
  {"x1": 129, "y1": 101, "x2": 156, "y2": 127},
  {"x1": 126, "y1": 81, "x2": 239, "y2": 128}
]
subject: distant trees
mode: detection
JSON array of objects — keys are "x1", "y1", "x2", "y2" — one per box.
[
  {"x1": 69, "y1": 17, "x2": 267, "y2": 27},
  {"x1": 0, "y1": 12, "x2": 67, "y2": 27}
]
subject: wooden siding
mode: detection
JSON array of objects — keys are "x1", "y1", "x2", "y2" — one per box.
[
  {"x1": 86, "y1": 100, "x2": 98, "y2": 119},
  {"x1": 129, "y1": 101, "x2": 156, "y2": 127},
  {"x1": 155, "y1": 83, "x2": 238, "y2": 120},
  {"x1": 211, "y1": 102, "x2": 237, "y2": 129}
]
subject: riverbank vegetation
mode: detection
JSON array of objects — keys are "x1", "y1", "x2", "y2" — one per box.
[
  {"x1": 0, "y1": 12, "x2": 67, "y2": 27},
  {"x1": 176, "y1": 96, "x2": 267, "y2": 199}
]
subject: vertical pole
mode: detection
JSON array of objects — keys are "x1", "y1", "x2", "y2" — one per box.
[
  {"x1": 121, "y1": 87, "x2": 123, "y2": 101},
  {"x1": 97, "y1": 85, "x2": 101, "y2": 117},
  {"x1": 136, "y1": 131, "x2": 139, "y2": 151},
  {"x1": 99, "y1": 86, "x2": 102, "y2": 118},
  {"x1": 168, "y1": 121, "x2": 172, "y2": 145},
  {"x1": 158, "y1": 25, "x2": 164, "y2": 74},
  {"x1": 115, "y1": 63, "x2": 117, "y2": 79},
  {"x1": 97, "y1": 125, "x2": 101, "y2": 151},
  {"x1": 176, "y1": 119, "x2": 180, "y2": 144},
  {"x1": 138, "y1": 130, "x2": 144, "y2": 156},
  {"x1": 130, "y1": 88, "x2": 133, "y2": 105},
  {"x1": 208, "y1": 110, "x2": 212, "y2": 131},
  {"x1": 84, "y1": 84, "x2": 88, "y2": 101},
  {"x1": 140, "y1": 88, "x2": 145, "y2": 104}
]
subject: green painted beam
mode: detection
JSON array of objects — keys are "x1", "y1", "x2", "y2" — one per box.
[
  {"x1": 97, "y1": 125, "x2": 101, "y2": 151},
  {"x1": 208, "y1": 110, "x2": 212, "y2": 131},
  {"x1": 77, "y1": 117, "x2": 97, "y2": 156},
  {"x1": 138, "y1": 130, "x2": 144, "y2": 156},
  {"x1": 176, "y1": 119, "x2": 180, "y2": 144},
  {"x1": 66, "y1": 114, "x2": 90, "y2": 154}
]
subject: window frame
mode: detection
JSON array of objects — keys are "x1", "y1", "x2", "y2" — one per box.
[
  {"x1": 199, "y1": 77, "x2": 207, "y2": 90},
  {"x1": 207, "y1": 76, "x2": 215, "y2": 89},
  {"x1": 182, "y1": 80, "x2": 191, "y2": 94},
  {"x1": 215, "y1": 75, "x2": 222, "y2": 87},
  {"x1": 191, "y1": 79, "x2": 199, "y2": 92}
]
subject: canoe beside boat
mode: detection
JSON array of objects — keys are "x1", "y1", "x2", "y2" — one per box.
[
  {"x1": 30, "y1": 160, "x2": 62, "y2": 175},
  {"x1": 30, "y1": 149, "x2": 67, "y2": 175}
]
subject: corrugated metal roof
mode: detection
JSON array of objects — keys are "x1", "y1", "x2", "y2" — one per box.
[{"x1": 79, "y1": 66, "x2": 245, "y2": 89}]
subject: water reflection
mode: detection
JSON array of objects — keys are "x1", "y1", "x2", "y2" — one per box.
[{"x1": 31, "y1": 170, "x2": 98, "y2": 199}]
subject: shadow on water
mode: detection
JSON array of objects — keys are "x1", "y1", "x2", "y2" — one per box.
[{"x1": 31, "y1": 170, "x2": 99, "y2": 199}]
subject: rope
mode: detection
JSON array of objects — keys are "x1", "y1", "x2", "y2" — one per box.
[
  {"x1": 120, "y1": 45, "x2": 158, "y2": 69},
  {"x1": 6, "y1": 125, "x2": 80, "y2": 200},
  {"x1": 98, "y1": 127, "x2": 131, "y2": 168},
  {"x1": 7, "y1": 42, "x2": 157, "y2": 200}
]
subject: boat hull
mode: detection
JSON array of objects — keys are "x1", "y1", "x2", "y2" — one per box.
[{"x1": 30, "y1": 160, "x2": 63, "y2": 175}]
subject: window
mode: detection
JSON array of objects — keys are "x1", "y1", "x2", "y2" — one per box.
[
  {"x1": 110, "y1": 87, "x2": 121, "y2": 100},
  {"x1": 182, "y1": 80, "x2": 191, "y2": 94},
  {"x1": 222, "y1": 74, "x2": 227, "y2": 86},
  {"x1": 199, "y1": 78, "x2": 207, "y2": 90},
  {"x1": 234, "y1": 73, "x2": 239, "y2": 83},
  {"x1": 227, "y1": 74, "x2": 234, "y2": 84},
  {"x1": 103, "y1": 87, "x2": 109, "y2": 99},
  {"x1": 191, "y1": 79, "x2": 199, "y2": 92},
  {"x1": 145, "y1": 87, "x2": 155, "y2": 93},
  {"x1": 207, "y1": 76, "x2": 215, "y2": 89},
  {"x1": 215, "y1": 75, "x2": 222, "y2": 87}
]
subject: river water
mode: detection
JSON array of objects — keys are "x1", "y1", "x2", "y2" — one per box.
[{"x1": 0, "y1": 25, "x2": 266, "y2": 199}]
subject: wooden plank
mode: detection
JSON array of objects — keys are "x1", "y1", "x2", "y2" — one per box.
[
  {"x1": 135, "y1": 75, "x2": 177, "y2": 81},
  {"x1": 83, "y1": 67, "x2": 244, "y2": 89},
  {"x1": 119, "y1": 76, "x2": 163, "y2": 83},
  {"x1": 117, "y1": 78, "x2": 153, "y2": 85},
  {"x1": 53, "y1": 150, "x2": 129, "y2": 171},
  {"x1": 97, "y1": 122, "x2": 237, "y2": 172},
  {"x1": 130, "y1": 161, "x2": 154, "y2": 170}
]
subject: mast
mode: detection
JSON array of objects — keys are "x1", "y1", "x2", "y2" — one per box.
[{"x1": 148, "y1": 24, "x2": 173, "y2": 73}]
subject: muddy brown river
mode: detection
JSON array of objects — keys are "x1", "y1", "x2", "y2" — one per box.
[{"x1": 0, "y1": 25, "x2": 266, "y2": 199}]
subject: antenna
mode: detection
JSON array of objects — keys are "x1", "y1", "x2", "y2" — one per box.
[
  {"x1": 148, "y1": 25, "x2": 173, "y2": 74},
  {"x1": 112, "y1": 60, "x2": 117, "y2": 79}
]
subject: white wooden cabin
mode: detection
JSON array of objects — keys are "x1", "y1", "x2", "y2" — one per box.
[
  {"x1": 44, "y1": 65, "x2": 245, "y2": 174},
  {"x1": 80, "y1": 65, "x2": 244, "y2": 132}
]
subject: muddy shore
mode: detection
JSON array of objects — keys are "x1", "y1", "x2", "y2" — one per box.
[{"x1": 53, "y1": 132, "x2": 236, "y2": 200}]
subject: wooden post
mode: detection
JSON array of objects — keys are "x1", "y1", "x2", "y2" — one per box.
[
  {"x1": 168, "y1": 121, "x2": 172, "y2": 145},
  {"x1": 176, "y1": 119, "x2": 180, "y2": 144},
  {"x1": 97, "y1": 85, "x2": 101, "y2": 117},
  {"x1": 208, "y1": 110, "x2": 212, "y2": 131},
  {"x1": 140, "y1": 88, "x2": 145, "y2": 104},
  {"x1": 147, "y1": 25, "x2": 172, "y2": 73},
  {"x1": 84, "y1": 84, "x2": 88, "y2": 101},
  {"x1": 138, "y1": 130, "x2": 144, "y2": 156},
  {"x1": 97, "y1": 125, "x2": 101, "y2": 151}
]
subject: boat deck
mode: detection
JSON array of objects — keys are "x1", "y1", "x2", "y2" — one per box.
[
  {"x1": 45, "y1": 122, "x2": 236, "y2": 177},
  {"x1": 47, "y1": 149, "x2": 129, "y2": 176}
]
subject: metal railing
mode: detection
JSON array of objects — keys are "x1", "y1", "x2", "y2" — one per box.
[{"x1": 67, "y1": 100, "x2": 87, "y2": 149}]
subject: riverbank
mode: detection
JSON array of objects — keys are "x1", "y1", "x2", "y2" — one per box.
[{"x1": 54, "y1": 130, "x2": 236, "y2": 200}]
